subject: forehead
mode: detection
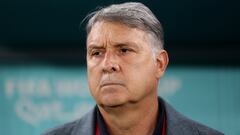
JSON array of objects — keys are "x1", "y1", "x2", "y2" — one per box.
[{"x1": 87, "y1": 21, "x2": 150, "y2": 47}]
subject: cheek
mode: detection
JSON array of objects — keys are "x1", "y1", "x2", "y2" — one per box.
[
  {"x1": 124, "y1": 56, "x2": 157, "y2": 87},
  {"x1": 87, "y1": 59, "x2": 101, "y2": 77},
  {"x1": 88, "y1": 71, "x2": 101, "y2": 101},
  {"x1": 125, "y1": 54, "x2": 156, "y2": 76},
  {"x1": 87, "y1": 62, "x2": 101, "y2": 93}
]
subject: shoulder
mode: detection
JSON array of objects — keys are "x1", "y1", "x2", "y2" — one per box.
[
  {"x1": 41, "y1": 107, "x2": 96, "y2": 135},
  {"x1": 175, "y1": 112, "x2": 224, "y2": 135},
  {"x1": 41, "y1": 119, "x2": 80, "y2": 135},
  {"x1": 160, "y1": 97, "x2": 224, "y2": 135}
]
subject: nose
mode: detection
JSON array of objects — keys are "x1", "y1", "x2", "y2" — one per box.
[{"x1": 102, "y1": 51, "x2": 120, "y2": 73}]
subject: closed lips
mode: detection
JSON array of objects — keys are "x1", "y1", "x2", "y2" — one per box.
[{"x1": 100, "y1": 82, "x2": 124, "y2": 87}]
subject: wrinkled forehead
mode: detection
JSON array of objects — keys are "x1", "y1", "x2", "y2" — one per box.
[
  {"x1": 87, "y1": 19, "x2": 149, "y2": 38},
  {"x1": 86, "y1": 21, "x2": 151, "y2": 47}
]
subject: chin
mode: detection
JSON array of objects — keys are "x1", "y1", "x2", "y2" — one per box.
[{"x1": 99, "y1": 94, "x2": 128, "y2": 107}]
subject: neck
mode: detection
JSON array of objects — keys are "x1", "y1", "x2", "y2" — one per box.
[{"x1": 98, "y1": 95, "x2": 159, "y2": 135}]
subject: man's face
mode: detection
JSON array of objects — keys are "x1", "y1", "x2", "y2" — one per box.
[{"x1": 87, "y1": 21, "x2": 166, "y2": 107}]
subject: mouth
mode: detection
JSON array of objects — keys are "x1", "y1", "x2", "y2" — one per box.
[{"x1": 100, "y1": 82, "x2": 125, "y2": 88}]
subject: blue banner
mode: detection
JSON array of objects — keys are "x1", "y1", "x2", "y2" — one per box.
[{"x1": 0, "y1": 65, "x2": 239, "y2": 135}]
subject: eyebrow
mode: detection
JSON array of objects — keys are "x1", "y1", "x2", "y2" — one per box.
[
  {"x1": 87, "y1": 41, "x2": 140, "y2": 50},
  {"x1": 114, "y1": 42, "x2": 139, "y2": 49},
  {"x1": 87, "y1": 45, "x2": 104, "y2": 50}
]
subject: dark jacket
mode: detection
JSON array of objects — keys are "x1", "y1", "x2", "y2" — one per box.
[{"x1": 42, "y1": 97, "x2": 224, "y2": 135}]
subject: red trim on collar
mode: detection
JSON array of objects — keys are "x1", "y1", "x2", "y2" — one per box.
[
  {"x1": 96, "y1": 121, "x2": 100, "y2": 135},
  {"x1": 162, "y1": 112, "x2": 166, "y2": 135}
]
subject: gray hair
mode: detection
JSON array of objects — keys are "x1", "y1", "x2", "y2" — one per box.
[{"x1": 85, "y1": 2, "x2": 164, "y2": 53}]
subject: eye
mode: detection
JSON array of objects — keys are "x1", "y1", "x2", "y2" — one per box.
[
  {"x1": 120, "y1": 48, "x2": 130, "y2": 53},
  {"x1": 92, "y1": 51, "x2": 101, "y2": 56},
  {"x1": 89, "y1": 50, "x2": 103, "y2": 57}
]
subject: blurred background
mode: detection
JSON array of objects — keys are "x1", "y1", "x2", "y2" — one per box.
[{"x1": 0, "y1": 0, "x2": 239, "y2": 134}]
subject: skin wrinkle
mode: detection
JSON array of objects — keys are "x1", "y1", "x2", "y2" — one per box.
[{"x1": 87, "y1": 20, "x2": 168, "y2": 135}]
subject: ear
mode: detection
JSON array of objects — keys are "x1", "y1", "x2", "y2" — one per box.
[{"x1": 155, "y1": 50, "x2": 169, "y2": 79}]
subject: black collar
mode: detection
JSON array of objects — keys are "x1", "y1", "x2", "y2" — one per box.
[{"x1": 96, "y1": 97, "x2": 165, "y2": 135}]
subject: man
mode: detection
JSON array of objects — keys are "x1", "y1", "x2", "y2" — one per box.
[{"x1": 43, "y1": 2, "x2": 223, "y2": 135}]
